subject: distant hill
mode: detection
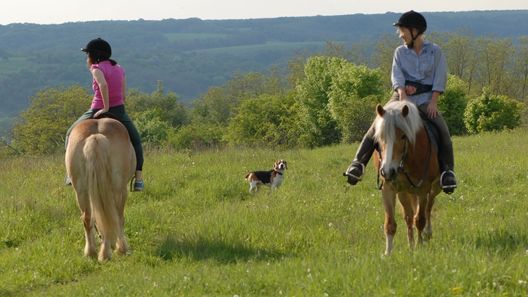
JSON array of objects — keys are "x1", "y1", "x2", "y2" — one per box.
[{"x1": 1, "y1": 10, "x2": 528, "y2": 119}]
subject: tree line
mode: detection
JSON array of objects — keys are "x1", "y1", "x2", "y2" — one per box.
[{"x1": 2, "y1": 32, "x2": 527, "y2": 156}]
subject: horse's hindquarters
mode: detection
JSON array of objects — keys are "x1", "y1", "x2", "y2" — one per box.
[{"x1": 65, "y1": 118, "x2": 135, "y2": 261}]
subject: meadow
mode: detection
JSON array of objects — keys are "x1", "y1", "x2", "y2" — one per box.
[{"x1": 0, "y1": 129, "x2": 527, "y2": 296}]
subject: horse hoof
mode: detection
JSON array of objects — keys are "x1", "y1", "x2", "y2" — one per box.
[{"x1": 84, "y1": 247, "x2": 97, "y2": 258}]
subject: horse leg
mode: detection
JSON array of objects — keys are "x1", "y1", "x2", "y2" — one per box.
[
  {"x1": 414, "y1": 194, "x2": 428, "y2": 245},
  {"x1": 383, "y1": 188, "x2": 397, "y2": 255},
  {"x1": 423, "y1": 192, "x2": 436, "y2": 241},
  {"x1": 98, "y1": 238, "x2": 113, "y2": 261},
  {"x1": 397, "y1": 192, "x2": 416, "y2": 250},
  {"x1": 116, "y1": 191, "x2": 129, "y2": 255},
  {"x1": 77, "y1": 192, "x2": 97, "y2": 258}
]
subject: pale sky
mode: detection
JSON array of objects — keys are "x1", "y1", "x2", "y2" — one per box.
[{"x1": 1, "y1": 0, "x2": 528, "y2": 25}]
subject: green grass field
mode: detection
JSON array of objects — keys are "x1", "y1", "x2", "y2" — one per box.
[{"x1": 0, "y1": 129, "x2": 527, "y2": 296}]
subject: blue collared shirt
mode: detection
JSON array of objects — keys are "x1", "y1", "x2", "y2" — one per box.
[{"x1": 391, "y1": 41, "x2": 448, "y2": 106}]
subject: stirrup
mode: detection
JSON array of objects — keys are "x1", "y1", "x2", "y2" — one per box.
[
  {"x1": 348, "y1": 163, "x2": 365, "y2": 179},
  {"x1": 440, "y1": 170, "x2": 457, "y2": 194},
  {"x1": 345, "y1": 163, "x2": 365, "y2": 185}
]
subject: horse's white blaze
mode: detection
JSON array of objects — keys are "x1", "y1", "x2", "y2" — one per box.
[{"x1": 381, "y1": 140, "x2": 400, "y2": 177}]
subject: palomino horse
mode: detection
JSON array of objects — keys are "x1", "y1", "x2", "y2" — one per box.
[
  {"x1": 373, "y1": 101, "x2": 441, "y2": 255},
  {"x1": 65, "y1": 118, "x2": 136, "y2": 261}
]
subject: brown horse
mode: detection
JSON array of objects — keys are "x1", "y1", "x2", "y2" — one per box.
[
  {"x1": 372, "y1": 101, "x2": 441, "y2": 255},
  {"x1": 65, "y1": 118, "x2": 136, "y2": 261}
]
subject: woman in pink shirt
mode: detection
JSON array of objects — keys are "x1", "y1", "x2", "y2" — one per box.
[{"x1": 65, "y1": 38, "x2": 144, "y2": 191}]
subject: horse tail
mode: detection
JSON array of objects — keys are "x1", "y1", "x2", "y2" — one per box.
[{"x1": 83, "y1": 134, "x2": 119, "y2": 246}]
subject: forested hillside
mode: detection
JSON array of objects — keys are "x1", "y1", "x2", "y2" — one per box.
[{"x1": 1, "y1": 10, "x2": 528, "y2": 119}]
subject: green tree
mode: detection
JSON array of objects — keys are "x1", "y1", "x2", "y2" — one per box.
[
  {"x1": 11, "y1": 86, "x2": 90, "y2": 154},
  {"x1": 440, "y1": 33, "x2": 475, "y2": 88},
  {"x1": 478, "y1": 38, "x2": 514, "y2": 96},
  {"x1": 513, "y1": 36, "x2": 528, "y2": 101},
  {"x1": 226, "y1": 94, "x2": 298, "y2": 147},
  {"x1": 295, "y1": 56, "x2": 348, "y2": 147},
  {"x1": 126, "y1": 86, "x2": 188, "y2": 128},
  {"x1": 372, "y1": 34, "x2": 400, "y2": 89},
  {"x1": 328, "y1": 64, "x2": 385, "y2": 142},
  {"x1": 192, "y1": 72, "x2": 287, "y2": 125}
]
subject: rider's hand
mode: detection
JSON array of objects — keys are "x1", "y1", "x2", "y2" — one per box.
[
  {"x1": 398, "y1": 88, "x2": 410, "y2": 101},
  {"x1": 94, "y1": 108, "x2": 109, "y2": 119},
  {"x1": 405, "y1": 85, "x2": 417, "y2": 96},
  {"x1": 426, "y1": 101, "x2": 439, "y2": 119}
]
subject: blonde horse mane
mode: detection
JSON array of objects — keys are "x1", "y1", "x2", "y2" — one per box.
[{"x1": 373, "y1": 100, "x2": 423, "y2": 146}]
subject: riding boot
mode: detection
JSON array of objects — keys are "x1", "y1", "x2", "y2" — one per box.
[
  {"x1": 345, "y1": 126, "x2": 376, "y2": 185},
  {"x1": 437, "y1": 130, "x2": 457, "y2": 194},
  {"x1": 439, "y1": 147, "x2": 457, "y2": 194},
  {"x1": 417, "y1": 103, "x2": 457, "y2": 194}
]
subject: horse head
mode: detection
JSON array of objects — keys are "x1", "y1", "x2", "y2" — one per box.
[{"x1": 373, "y1": 101, "x2": 422, "y2": 182}]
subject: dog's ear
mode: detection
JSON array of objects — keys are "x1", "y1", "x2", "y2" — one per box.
[{"x1": 284, "y1": 160, "x2": 288, "y2": 169}]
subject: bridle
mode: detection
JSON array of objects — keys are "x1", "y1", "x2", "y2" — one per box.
[{"x1": 376, "y1": 129, "x2": 432, "y2": 190}]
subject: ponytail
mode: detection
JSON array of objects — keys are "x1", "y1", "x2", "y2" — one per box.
[{"x1": 88, "y1": 51, "x2": 117, "y2": 65}]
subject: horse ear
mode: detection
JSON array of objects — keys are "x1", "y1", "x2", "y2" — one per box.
[
  {"x1": 402, "y1": 105, "x2": 409, "y2": 117},
  {"x1": 376, "y1": 104, "x2": 385, "y2": 117}
]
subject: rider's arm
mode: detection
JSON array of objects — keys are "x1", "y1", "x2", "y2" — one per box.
[
  {"x1": 92, "y1": 68, "x2": 109, "y2": 111},
  {"x1": 391, "y1": 47, "x2": 409, "y2": 100}
]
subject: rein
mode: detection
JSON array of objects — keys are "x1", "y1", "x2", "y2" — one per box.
[{"x1": 376, "y1": 128, "x2": 432, "y2": 190}]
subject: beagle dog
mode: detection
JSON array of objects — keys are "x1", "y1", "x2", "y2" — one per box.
[{"x1": 245, "y1": 160, "x2": 288, "y2": 193}]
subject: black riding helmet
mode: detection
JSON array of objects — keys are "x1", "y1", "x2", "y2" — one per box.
[
  {"x1": 81, "y1": 38, "x2": 112, "y2": 63},
  {"x1": 393, "y1": 11, "x2": 427, "y2": 49},
  {"x1": 393, "y1": 10, "x2": 427, "y2": 33}
]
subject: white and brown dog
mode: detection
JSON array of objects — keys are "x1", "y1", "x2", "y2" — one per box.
[{"x1": 245, "y1": 160, "x2": 288, "y2": 193}]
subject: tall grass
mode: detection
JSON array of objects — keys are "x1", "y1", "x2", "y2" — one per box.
[{"x1": 0, "y1": 129, "x2": 527, "y2": 296}]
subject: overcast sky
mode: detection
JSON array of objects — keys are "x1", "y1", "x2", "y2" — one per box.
[{"x1": 1, "y1": 0, "x2": 528, "y2": 25}]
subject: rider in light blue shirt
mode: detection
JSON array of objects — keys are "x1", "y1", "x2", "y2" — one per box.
[
  {"x1": 391, "y1": 41, "x2": 448, "y2": 107},
  {"x1": 345, "y1": 10, "x2": 457, "y2": 194}
]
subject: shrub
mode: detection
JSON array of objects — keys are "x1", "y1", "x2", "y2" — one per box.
[
  {"x1": 328, "y1": 64, "x2": 384, "y2": 143},
  {"x1": 225, "y1": 94, "x2": 298, "y2": 147},
  {"x1": 439, "y1": 75, "x2": 469, "y2": 135},
  {"x1": 134, "y1": 109, "x2": 171, "y2": 146},
  {"x1": 295, "y1": 56, "x2": 346, "y2": 147},
  {"x1": 464, "y1": 88, "x2": 524, "y2": 134},
  {"x1": 168, "y1": 122, "x2": 225, "y2": 151}
]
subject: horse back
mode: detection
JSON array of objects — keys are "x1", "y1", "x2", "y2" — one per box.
[{"x1": 66, "y1": 118, "x2": 136, "y2": 186}]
